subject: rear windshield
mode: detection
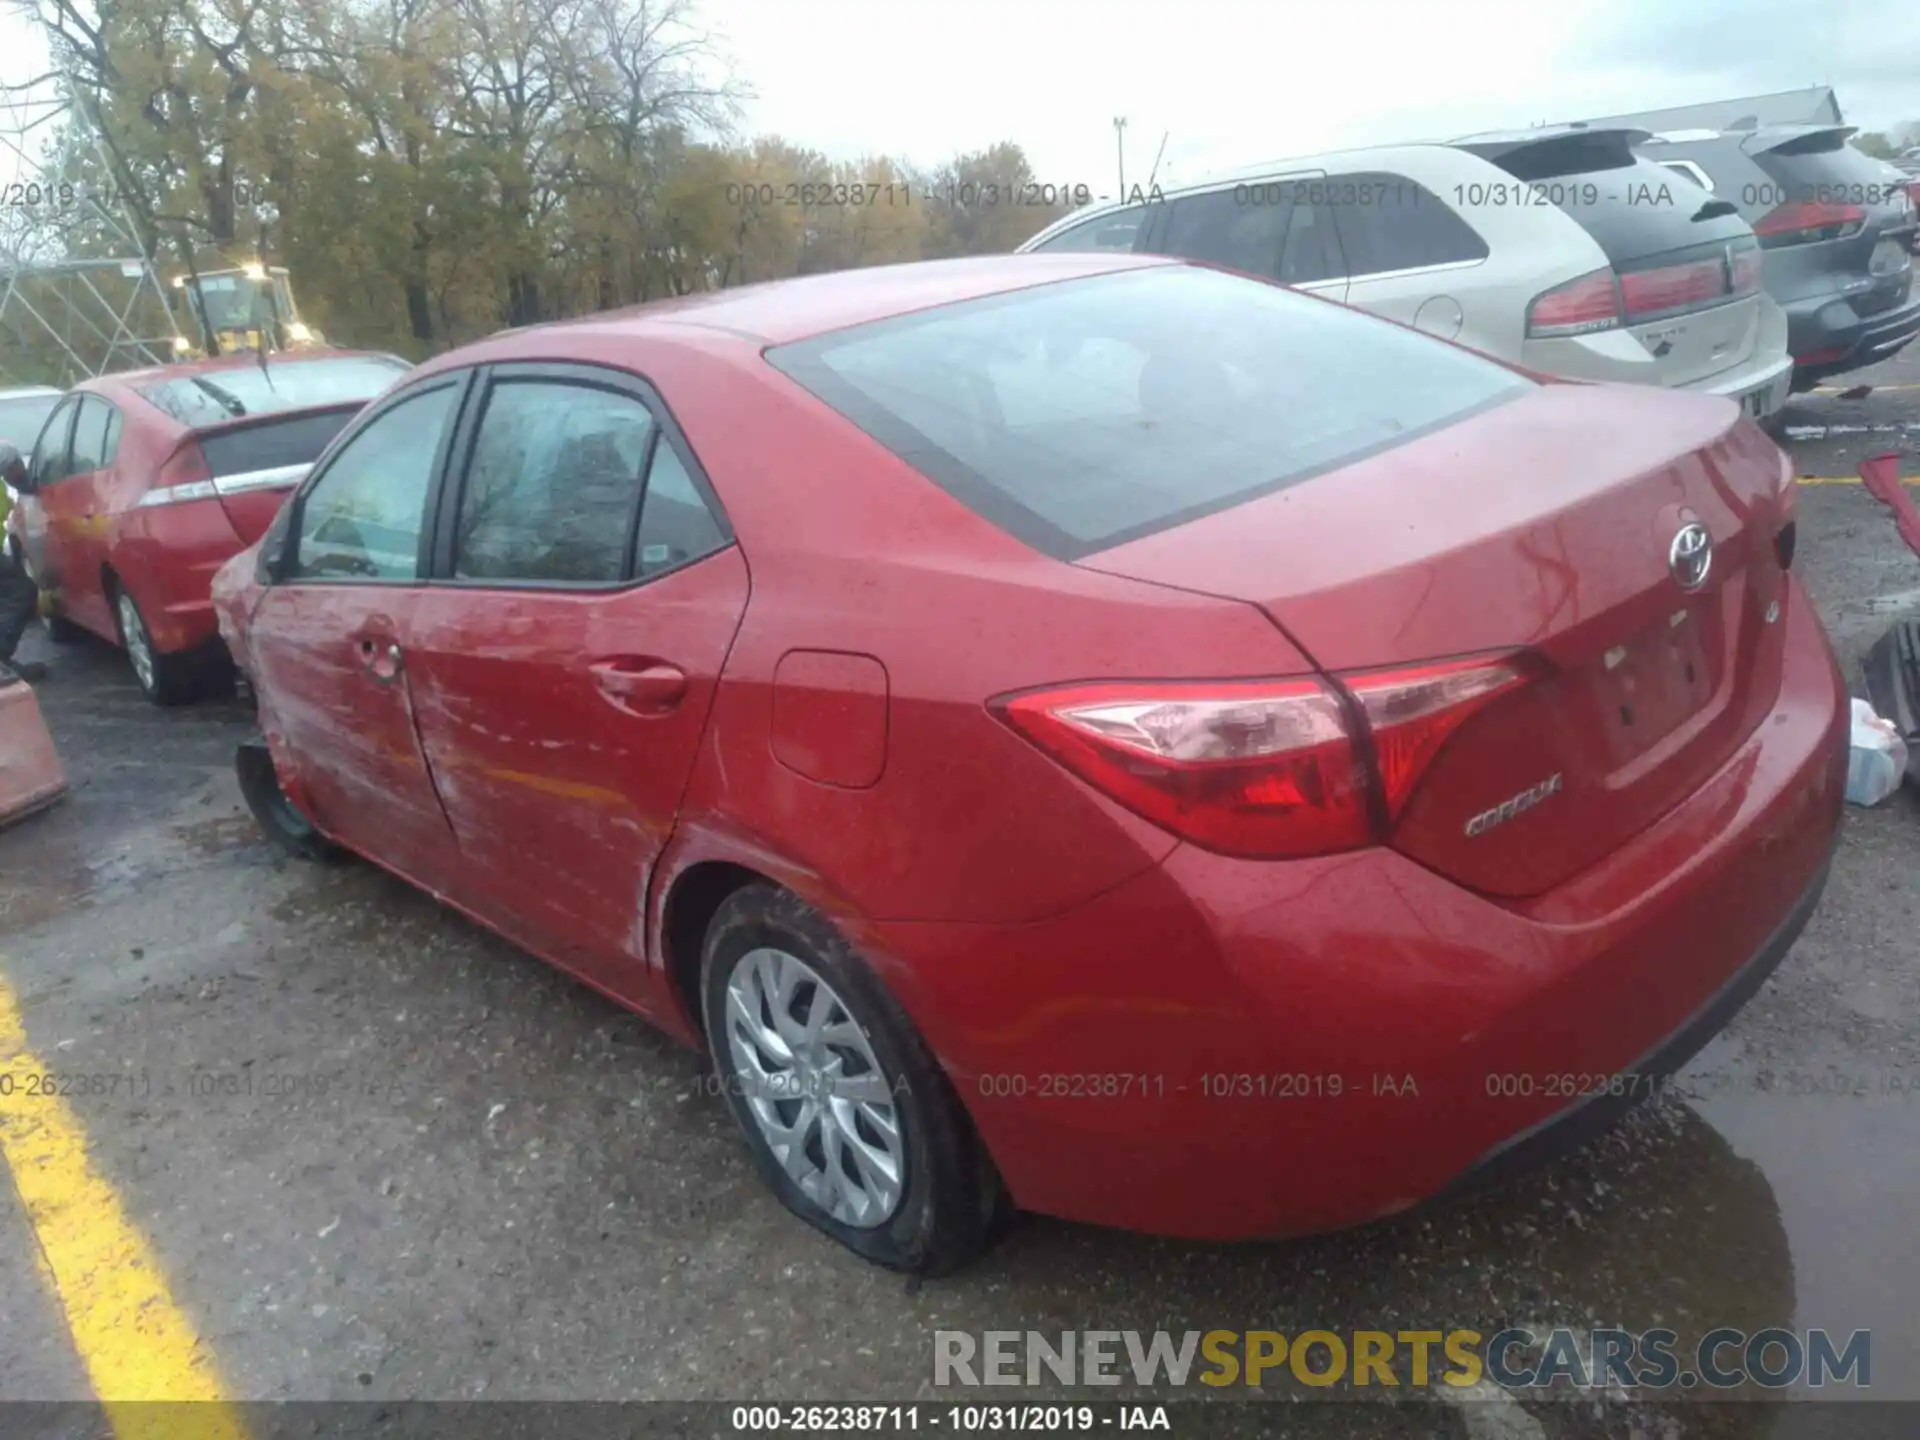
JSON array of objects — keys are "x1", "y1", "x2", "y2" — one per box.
[
  {"x1": 199, "y1": 409, "x2": 361, "y2": 478},
  {"x1": 766, "y1": 265, "x2": 1533, "y2": 559},
  {"x1": 0, "y1": 393, "x2": 62, "y2": 452},
  {"x1": 1477, "y1": 140, "x2": 1752, "y2": 266},
  {"x1": 1753, "y1": 135, "x2": 1911, "y2": 210},
  {"x1": 140, "y1": 356, "x2": 408, "y2": 429}
]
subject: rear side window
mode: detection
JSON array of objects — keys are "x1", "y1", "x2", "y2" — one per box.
[
  {"x1": 1328, "y1": 174, "x2": 1488, "y2": 278},
  {"x1": 634, "y1": 442, "x2": 727, "y2": 578},
  {"x1": 767, "y1": 265, "x2": 1532, "y2": 559},
  {"x1": 453, "y1": 381, "x2": 655, "y2": 585},
  {"x1": 140, "y1": 355, "x2": 409, "y2": 428},
  {"x1": 1028, "y1": 205, "x2": 1152, "y2": 254},
  {"x1": 292, "y1": 386, "x2": 456, "y2": 581},
  {"x1": 1147, "y1": 188, "x2": 1288, "y2": 278}
]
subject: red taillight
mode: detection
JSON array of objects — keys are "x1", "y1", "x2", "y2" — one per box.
[
  {"x1": 1753, "y1": 200, "x2": 1866, "y2": 248},
  {"x1": 1346, "y1": 660, "x2": 1529, "y2": 822},
  {"x1": 1525, "y1": 268, "x2": 1622, "y2": 338},
  {"x1": 1618, "y1": 257, "x2": 1729, "y2": 319},
  {"x1": 992, "y1": 657, "x2": 1527, "y2": 860}
]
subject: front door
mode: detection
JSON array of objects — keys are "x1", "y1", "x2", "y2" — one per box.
[
  {"x1": 21, "y1": 398, "x2": 78, "y2": 597},
  {"x1": 246, "y1": 379, "x2": 467, "y2": 888},
  {"x1": 400, "y1": 367, "x2": 746, "y2": 994}
]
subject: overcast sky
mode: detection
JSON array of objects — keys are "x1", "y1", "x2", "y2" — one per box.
[{"x1": 2, "y1": 0, "x2": 1916, "y2": 193}]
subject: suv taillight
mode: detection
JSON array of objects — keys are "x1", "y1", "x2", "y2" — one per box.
[
  {"x1": 1525, "y1": 269, "x2": 1622, "y2": 338},
  {"x1": 1619, "y1": 257, "x2": 1730, "y2": 319},
  {"x1": 992, "y1": 657, "x2": 1527, "y2": 860},
  {"x1": 1753, "y1": 200, "x2": 1866, "y2": 248}
]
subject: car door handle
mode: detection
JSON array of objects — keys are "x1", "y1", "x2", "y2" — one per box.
[{"x1": 589, "y1": 660, "x2": 687, "y2": 712}]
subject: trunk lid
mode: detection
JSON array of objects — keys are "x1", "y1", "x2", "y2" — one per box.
[
  {"x1": 194, "y1": 404, "x2": 361, "y2": 544},
  {"x1": 1078, "y1": 382, "x2": 1796, "y2": 897}
]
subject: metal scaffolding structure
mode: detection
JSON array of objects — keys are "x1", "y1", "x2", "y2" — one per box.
[{"x1": 0, "y1": 40, "x2": 187, "y2": 385}]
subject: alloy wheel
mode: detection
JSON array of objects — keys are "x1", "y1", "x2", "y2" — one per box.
[
  {"x1": 721, "y1": 946, "x2": 907, "y2": 1228},
  {"x1": 118, "y1": 591, "x2": 155, "y2": 693}
]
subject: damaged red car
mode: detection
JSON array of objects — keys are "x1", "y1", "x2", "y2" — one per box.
[
  {"x1": 212, "y1": 255, "x2": 1847, "y2": 1273},
  {"x1": 7, "y1": 349, "x2": 409, "y2": 703}
]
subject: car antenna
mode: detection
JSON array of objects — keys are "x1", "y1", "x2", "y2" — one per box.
[{"x1": 1146, "y1": 130, "x2": 1170, "y2": 191}]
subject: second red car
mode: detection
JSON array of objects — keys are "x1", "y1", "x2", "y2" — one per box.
[{"x1": 8, "y1": 349, "x2": 408, "y2": 702}]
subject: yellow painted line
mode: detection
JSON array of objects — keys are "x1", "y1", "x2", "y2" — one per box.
[
  {"x1": 0, "y1": 976, "x2": 246, "y2": 1439},
  {"x1": 1814, "y1": 382, "x2": 1920, "y2": 394}
]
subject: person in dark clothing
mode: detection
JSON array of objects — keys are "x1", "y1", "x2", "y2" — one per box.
[{"x1": 0, "y1": 464, "x2": 48, "y2": 683}]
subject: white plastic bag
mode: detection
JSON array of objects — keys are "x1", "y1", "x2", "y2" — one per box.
[{"x1": 1846, "y1": 698, "x2": 1908, "y2": 807}]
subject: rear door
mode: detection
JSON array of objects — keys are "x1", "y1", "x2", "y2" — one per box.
[
  {"x1": 403, "y1": 364, "x2": 746, "y2": 991},
  {"x1": 1325, "y1": 171, "x2": 1490, "y2": 337},
  {"x1": 1468, "y1": 133, "x2": 1768, "y2": 386},
  {"x1": 246, "y1": 377, "x2": 467, "y2": 889}
]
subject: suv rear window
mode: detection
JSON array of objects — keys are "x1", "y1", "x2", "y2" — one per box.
[
  {"x1": 140, "y1": 355, "x2": 409, "y2": 428},
  {"x1": 767, "y1": 266, "x2": 1532, "y2": 559},
  {"x1": 1753, "y1": 133, "x2": 1911, "y2": 209}
]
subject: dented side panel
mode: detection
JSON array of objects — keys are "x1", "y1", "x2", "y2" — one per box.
[
  {"x1": 402, "y1": 546, "x2": 752, "y2": 1002},
  {"x1": 245, "y1": 582, "x2": 462, "y2": 890}
]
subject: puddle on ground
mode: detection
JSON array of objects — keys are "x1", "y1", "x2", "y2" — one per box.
[{"x1": 1683, "y1": 1037, "x2": 1920, "y2": 1402}]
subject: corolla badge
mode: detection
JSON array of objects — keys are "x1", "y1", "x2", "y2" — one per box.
[
  {"x1": 1669, "y1": 522, "x2": 1713, "y2": 591},
  {"x1": 1464, "y1": 773, "x2": 1564, "y2": 838}
]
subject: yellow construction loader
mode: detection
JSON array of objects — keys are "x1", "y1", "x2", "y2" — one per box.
[{"x1": 172, "y1": 262, "x2": 327, "y2": 357}]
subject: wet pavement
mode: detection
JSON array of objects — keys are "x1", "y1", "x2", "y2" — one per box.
[{"x1": 2, "y1": 349, "x2": 1919, "y2": 1438}]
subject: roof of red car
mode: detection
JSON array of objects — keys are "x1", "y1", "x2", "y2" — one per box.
[
  {"x1": 77, "y1": 347, "x2": 400, "y2": 402},
  {"x1": 433, "y1": 253, "x2": 1173, "y2": 371}
]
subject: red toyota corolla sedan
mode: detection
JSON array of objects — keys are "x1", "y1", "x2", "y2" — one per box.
[
  {"x1": 211, "y1": 254, "x2": 1847, "y2": 1273},
  {"x1": 7, "y1": 349, "x2": 409, "y2": 703}
]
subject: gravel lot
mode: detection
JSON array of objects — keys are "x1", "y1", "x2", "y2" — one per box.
[{"x1": 3, "y1": 349, "x2": 1919, "y2": 1438}]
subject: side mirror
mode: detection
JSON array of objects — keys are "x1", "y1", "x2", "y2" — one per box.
[{"x1": 0, "y1": 444, "x2": 26, "y2": 493}]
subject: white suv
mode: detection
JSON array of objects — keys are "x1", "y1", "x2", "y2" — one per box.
[{"x1": 1017, "y1": 127, "x2": 1794, "y2": 422}]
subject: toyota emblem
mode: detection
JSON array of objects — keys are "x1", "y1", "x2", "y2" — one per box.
[{"x1": 1669, "y1": 522, "x2": 1713, "y2": 591}]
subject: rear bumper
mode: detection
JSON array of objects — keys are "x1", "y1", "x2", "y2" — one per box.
[
  {"x1": 872, "y1": 583, "x2": 1848, "y2": 1239},
  {"x1": 114, "y1": 497, "x2": 244, "y2": 655},
  {"x1": 1785, "y1": 288, "x2": 1920, "y2": 387},
  {"x1": 1440, "y1": 830, "x2": 1834, "y2": 1197},
  {"x1": 1684, "y1": 347, "x2": 1795, "y2": 420}
]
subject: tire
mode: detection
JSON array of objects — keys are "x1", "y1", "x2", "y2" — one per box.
[
  {"x1": 236, "y1": 737, "x2": 339, "y2": 861},
  {"x1": 700, "y1": 883, "x2": 1004, "y2": 1274},
  {"x1": 111, "y1": 581, "x2": 198, "y2": 705},
  {"x1": 40, "y1": 605, "x2": 86, "y2": 645}
]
